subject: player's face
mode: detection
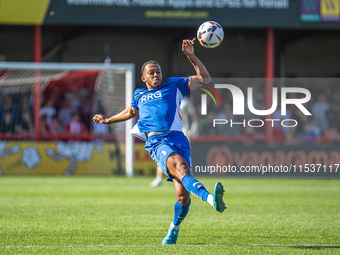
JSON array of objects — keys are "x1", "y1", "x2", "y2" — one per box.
[{"x1": 142, "y1": 64, "x2": 162, "y2": 89}]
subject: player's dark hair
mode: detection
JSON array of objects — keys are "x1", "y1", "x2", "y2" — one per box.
[{"x1": 141, "y1": 60, "x2": 160, "y2": 75}]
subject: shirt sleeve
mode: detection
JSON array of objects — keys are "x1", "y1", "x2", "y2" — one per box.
[
  {"x1": 174, "y1": 76, "x2": 191, "y2": 97},
  {"x1": 131, "y1": 88, "x2": 145, "y2": 111}
]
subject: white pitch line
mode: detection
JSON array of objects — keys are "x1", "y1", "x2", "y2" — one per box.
[{"x1": 1, "y1": 244, "x2": 339, "y2": 249}]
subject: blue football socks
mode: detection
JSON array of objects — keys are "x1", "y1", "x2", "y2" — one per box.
[
  {"x1": 173, "y1": 199, "x2": 191, "y2": 227},
  {"x1": 181, "y1": 174, "x2": 210, "y2": 202}
]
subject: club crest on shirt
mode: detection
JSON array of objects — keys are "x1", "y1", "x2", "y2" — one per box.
[{"x1": 140, "y1": 90, "x2": 162, "y2": 104}]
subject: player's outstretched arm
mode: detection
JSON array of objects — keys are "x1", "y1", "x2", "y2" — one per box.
[
  {"x1": 92, "y1": 106, "x2": 138, "y2": 125},
  {"x1": 182, "y1": 38, "x2": 211, "y2": 88}
]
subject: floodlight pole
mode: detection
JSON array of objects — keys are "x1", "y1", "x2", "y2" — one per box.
[
  {"x1": 265, "y1": 27, "x2": 274, "y2": 145},
  {"x1": 33, "y1": 25, "x2": 42, "y2": 140}
]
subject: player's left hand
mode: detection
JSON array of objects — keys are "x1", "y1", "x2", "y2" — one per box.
[{"x1": 182, "y1": 38, "x2": 195, "y2": 56}]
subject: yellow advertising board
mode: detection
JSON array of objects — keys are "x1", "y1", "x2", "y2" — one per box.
[
  {"x1": 0, "y1": 0, "x2": 50, "y2": 25},
  {"x1": 321, "y1": 0, "x2": 340, "y2": 17},
  {"x1": 0, "y1": 140, "x2": 156, "y2": 176}
]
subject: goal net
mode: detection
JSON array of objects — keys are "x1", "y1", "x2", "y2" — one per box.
[{"x1": 0, "y1": 62, "x2": 135, "y2": 177}]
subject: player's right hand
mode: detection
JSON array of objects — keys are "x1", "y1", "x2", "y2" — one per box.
[
  {"x1": 92, "y1": 114, "x2": 106, "y2": 124},
  {"x1": 182, "y1": 38, "x2": 195, "y2": 56}
]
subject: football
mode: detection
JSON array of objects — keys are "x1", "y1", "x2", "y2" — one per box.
[{"x1": 197, "y1": 21, "x2": 224, "y2": 48}]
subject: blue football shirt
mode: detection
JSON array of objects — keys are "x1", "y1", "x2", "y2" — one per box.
[{"x1": 130, "y1": 77, "x2": 191, "y2": 141}]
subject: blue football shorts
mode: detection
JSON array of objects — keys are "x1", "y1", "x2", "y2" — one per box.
[{"x1": 144, "y1": 131, "x2": 192, "y2": 181}]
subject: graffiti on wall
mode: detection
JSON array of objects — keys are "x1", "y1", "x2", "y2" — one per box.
[{"x1": 0, "y1": 140, "x2": 155, "y2": 176}]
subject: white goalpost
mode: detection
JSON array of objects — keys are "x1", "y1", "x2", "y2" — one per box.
[{"x1": 0, "y1": 62, "x2": 135, "y2": 177}]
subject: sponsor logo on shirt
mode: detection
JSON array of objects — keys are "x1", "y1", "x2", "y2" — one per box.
[{"x1": 140, "y1": 91, "x2": 162, "y2": 104}]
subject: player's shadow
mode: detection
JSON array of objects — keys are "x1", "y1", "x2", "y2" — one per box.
[{"x1": 292, "y1": 245, "x2": 340, "y2": 250}]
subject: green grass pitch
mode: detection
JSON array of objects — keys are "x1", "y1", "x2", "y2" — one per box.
[{"x1": 0, "y1": 176, "x2": 339, "y2": 254}]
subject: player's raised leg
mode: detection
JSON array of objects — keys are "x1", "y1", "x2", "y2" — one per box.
[
  {"x1": 162, "y1": 179, "x2": 191, "y2": 245},
  {"x1": 166, "y1": 152, "x2": 226, "y2": 213}
]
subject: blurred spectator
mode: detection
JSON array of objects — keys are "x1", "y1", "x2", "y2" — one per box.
[
  {"x1": 321, "y1": 126, "x2": 340, "y2": 144},
  {"x1": 47, "y1": 90, "x2": 62, "y2": 111},
  {"x1": 40, "y1": 114, "x2": 50, "y2": 136},
  {"x1": 290, "y1": 105, "x2": 306, "y2": 135},
  {"x1": 16, "y1": 110, "x2": 34, "y2": 134},
  {"x1": 215, "y1": 103, "x2": 241, "y2": 136},
  {"x1": 92, "y1": 122, "x2": 109, "y2": 135},
  {"x1": 58, "y1": 98, "x2": 77, "y2": 128},
  {"x1": 0, "y1": 93, "x2": 3, "y2": 120},
  {"x1": 2, "y1": 94, "x2": 13, "y2": 113},
  {"x1": 11, "y1": 91, "x2": 23, "y2": 122},
  {"x1": 273, "y1": 105, "x2": 292, "y2": 135},
  {"x1": 273, "y1": 126, "x2": 285, "y2": 144},
  {"x1": 297, "y1": 119, "x2": 321, "y2": 144},
  {"x1": 40, "y1": 98, "x2": 56, "y2": 126},
  {"x1": 200, "y1": 112, "x2": 217, "y2": 135},
  {"x1": 326, "y1": 101, "x2": 340, "y2": 132},
  {"x1": 243, "y1": 117, "x2": 259, "y2": 137},
  {"x1": 285, "y1": 126, "x2": 299, "y2": 145},
  {"x1": 79, "y1": 95, "x2": 92, "y2": 128},
  {"x1": 311, "y1": 94, "x2": 330, "y2": 133},
  {"x1": 66, "y1": 113, "x2": 88, "y2": 135},
  {"x1": 0, "y1": 111, "x2": 15, "y2": 134},
  {"x1": 215, "y1": 103, "x2": 231, "y2": 120},
  {"x1": 21, "y1": 93, "x2": 33, "y2": 113},
  {"x1": 65, "y1": 90, "x2": 81, "y2": 109},
  {"x1": 49, "y1": 116, "x2": 64, "y2": 135}
]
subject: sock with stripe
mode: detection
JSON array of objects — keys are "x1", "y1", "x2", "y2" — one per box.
[{"x1": 181, "y1": 174, "x2": 210, "y2": 202}]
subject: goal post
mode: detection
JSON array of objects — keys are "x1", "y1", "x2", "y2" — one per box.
[
  {"x1": 125, "y1": 67, "x2": 134, "y2": 177},
  {"x1": 0, "y1": 62, "x2": 135, "y2": 177}
]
